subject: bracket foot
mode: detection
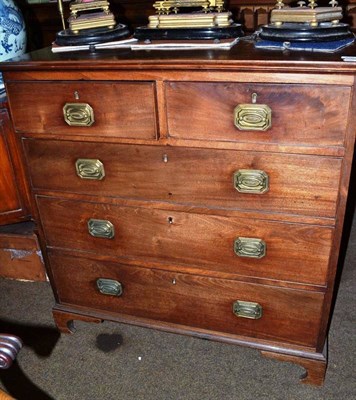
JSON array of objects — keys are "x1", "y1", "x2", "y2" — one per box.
[
  {"x1": 261, "y1": 349, "x2": 327, "y2": 386},
  {"x1": 53, "y1": 308, "x2": 103, "y2": 334}
]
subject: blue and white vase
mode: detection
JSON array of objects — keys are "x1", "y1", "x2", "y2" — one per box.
[{"x1": 0, "y1": 0, "x2": 26, "y2": 100}]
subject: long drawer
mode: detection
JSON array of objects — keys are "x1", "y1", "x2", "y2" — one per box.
[
  {"x1": 25, "y1": 139, "x2": 342, "y2": 218},
  {"x1": 7, "y1": 82, "x2": 157, "y2": 139},
  {"x1": 165, "y1": 82, "x2": 351, "y2": 147},
  {"x1": 49, "y1": 251, "x2": 324, "y2": 348},
  {"x1": 38, "y1": 196, "x2": 333, "y2": 286}
]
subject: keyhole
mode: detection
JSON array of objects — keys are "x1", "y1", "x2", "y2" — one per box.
[
  {"x1": 162, "y1": 154, "x2": 168, "y2": 163},
  {"x1": 74, "y1": 91, "x2": 80, "y2": 100},
  {"x1": 168, "y1": 217, "x2": 174, "y2": 224}
]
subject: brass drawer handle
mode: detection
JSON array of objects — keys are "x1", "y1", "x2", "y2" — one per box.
[
  {"x1": 234, "y1": 93, "x2": 272, "y2": 131},
  {"x1": 233, "y1": 300, "x2": 263, "y2": 320},
  {"x1": 234, "y1": 237, "x2": 266, "y2": 259},
  {"x1": 63, "y1": 103, "x2": 95, "y2": 126},
  {"x1": 233, "y1": 169, "x2": 269, "y2": 194},
  {"x1": 96, "y1": 278, "x2": 123, "y2": 296},
  {"x1": 75, "y1": 159, "x2": 105, "y2": 180},
  {"x1": 88, "y1": 219, "x2": 115, "y2": 239}
]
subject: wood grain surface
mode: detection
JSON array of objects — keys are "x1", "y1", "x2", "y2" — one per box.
[
  {"x1": 165, "y1": 82, "x2": 350, "y2": 147},
  {"x1": 37, "y1": 196, "x2": 334, "y2": 286},
  {"x1": 0, "y1": 108, "x2": 30, "y2": 224},
  {"x1": 49, "y1": 251, "x2": 324, "y2": 348},
  {"x1": 6, "y1": 82, "x2": 157, "y2": 139},
  {"x1": 25, "y1": 139, "x2": 342, "y2": 218}
]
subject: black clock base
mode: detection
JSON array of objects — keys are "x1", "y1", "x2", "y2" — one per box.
[
  {"x1": 134, "y1": 24, "x2": 243, "y2": 41},
  {"x1": 258, "y1": 22, "x2": 354, "y2": 42},
  {"x1": 55, "y1": 24, "x2": 130, "y2": 46}
]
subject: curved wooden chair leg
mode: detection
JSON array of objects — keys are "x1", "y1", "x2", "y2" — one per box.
[
  {"x1": 53, "y1": 308, "x2": 103, "y2": 334},
  {"x1": 261, "y1": 350, "x2": 327, "y2": 386}
]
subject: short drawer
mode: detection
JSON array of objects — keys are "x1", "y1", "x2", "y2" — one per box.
[
  {"x1": 25, "y1": 139, "x2": 342, "y2": 218},
  {"x1": 165, "y1": 82, "x2": 350, "y2": 147},
  {"x1": 49, "y1": 252, "x2": 324, "y2": 347},
  {"x1": 7, "y1": 81, "x2": 157, "y2": 139},
  {"x1": 38, "y1": 196, "x2": 333, "y2": 286}
]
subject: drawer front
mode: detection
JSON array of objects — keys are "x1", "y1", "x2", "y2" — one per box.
[
  {"x1": 7, "y1": 82, "x2": 157, "y2": 139},
  {"x1": 25, "y1": 140, "x2": 341, "y2": 218},
  {"x1": 38, "y1": 196, "x2": 333, "y2": 285},
  {"x1": 165, "y1": 82, "x2": 350, "y2": 147},
  {"x1": 49, "y1": 252, "x2": 324, "y2": 347}
]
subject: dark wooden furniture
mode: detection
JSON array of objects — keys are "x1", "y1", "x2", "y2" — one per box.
[
  {"x1": 0, "y1": 104, "x2": 44, "y2": 281},
  {"x1": 0, "y1": 105, "x2": 30, "y2": 225},
  {"x1": 0, "y1": 222, "x2": 46, "y2": 282},
  {"x1": 2, "y1": 41, "x2": 356, "y2": 386}
]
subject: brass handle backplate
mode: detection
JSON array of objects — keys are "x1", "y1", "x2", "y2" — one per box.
[
  {"x1": 88, "y1": 219, "x2": 115, "y2": 239},
  {"x1": 234, "y1": 93, "x2": 272, "y2": 131},
  {"x1": 233, "y1": 300, "x2": 263, "y2": 320},
  {"x1": 234, "y1": 104, "x2": 272, "y2": 131},
  {"x1": 234, "y1": 237, "x2": 266, "y2": 259},
  {"x1": 63, "y1": 103, "x2": 95, "y2": 126},
  {"x1": 75, "y1": 159, "x2": 105, "y2": 180},
  {"x1": 96, "y1": 278, "x2": 123, "y2": 296},
  {"x1": 234, "y1": 169, "x2": 269, "y2": 194}
]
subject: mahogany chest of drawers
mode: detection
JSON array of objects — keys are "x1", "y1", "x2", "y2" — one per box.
[{"x1": 3, "y1": 42, "x2": 356, "y2": 385}]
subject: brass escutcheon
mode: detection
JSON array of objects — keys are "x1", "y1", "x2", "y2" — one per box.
[
  {"x1": 63, "y1": 103, "x2": 95, "y2": 126},
  {"x1": 88, "y1": 219, "x2": 115, "y2": 239},
  {"x1": 233, "y1": 300, "x2": 263, "y2": 320},
  {"x1": 234, "y1": 237, "x2": 266, "y2": 259},
  {"x1": 96, "y1": 278, "x2": 123, "y2": 296},
  {"x1": 75, "y1": 159, "x2": 105, "y2": 180},
  {"x1": 233, "y1": 169, "x2": 269, "y2": 194}
]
